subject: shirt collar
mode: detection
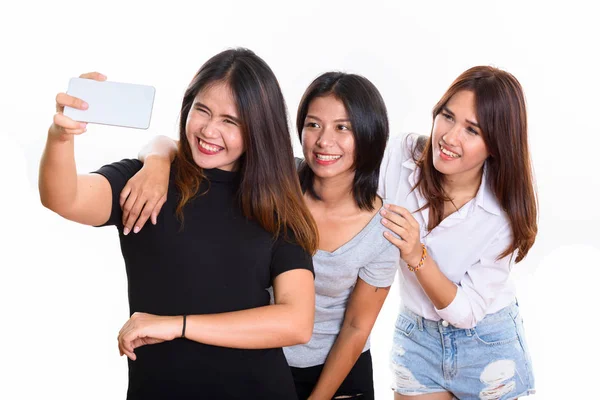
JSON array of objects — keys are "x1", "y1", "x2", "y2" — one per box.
[
  {"x1": 403, "y1": 160, "x2": 503, "y2": 217},
  {"x1": 474, "y1": 164, "x2": 503, "y2": 216}
]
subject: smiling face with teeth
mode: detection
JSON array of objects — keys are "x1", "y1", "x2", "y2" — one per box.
[
  {"x1": 301, "y1": 95, "x2": 356, "y2": 182},
  {"x1": 185, "y1": 81, "x2": 245, "y2": 172},
  {"x1": 432, "y1": 90, "x2": 490, "y2": 181}
]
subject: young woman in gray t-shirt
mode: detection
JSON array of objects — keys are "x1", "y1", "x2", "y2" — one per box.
[{"x1": 120, "y1": 72, "x2": 398, "y2": 400}]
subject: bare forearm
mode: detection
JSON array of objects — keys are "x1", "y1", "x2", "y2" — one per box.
[
  {"x1": 185, "y1": 303, "x2": 313, "y2": 349},
  {"x1": 414, "y1": 257, "x2": 458, "y2": 309},
  {"x1": 311, "y1": 326, "x2": 368, "y2": 399},
  {"x1": 38, "y1": 133, "x2": 78, "y2": 212},
  {"x1": 139, "y1": 135, "x2": 178, "y2": 163}
]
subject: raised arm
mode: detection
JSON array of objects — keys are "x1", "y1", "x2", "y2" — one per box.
[
  {"x1": 39, "y1": 72, "x2": 113, "y2": 226},
  {"x1": 118, "y1": 268, "x2": 315, "y2": 360},
  {"x1": 382, "y1": 204, "x2": 514, "y2": 329},
  {"x1": 120, "y1": 136, "x2": 179, "y2": 234}
]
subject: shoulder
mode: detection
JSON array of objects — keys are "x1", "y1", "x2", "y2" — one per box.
[
  {"x1": 354, "y1": 205, "x2": 398, "y2": 255},
  {"x1": 93, "y1": 159, "x2": 143, "y2": 183}
]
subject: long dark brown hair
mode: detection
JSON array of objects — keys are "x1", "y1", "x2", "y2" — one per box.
[
  {"x1": 173, "y1": 48, "x2": 318, "y2": 254},
  {"x1": 414, "y1": 66, "x2": 537, "y2": 262}
]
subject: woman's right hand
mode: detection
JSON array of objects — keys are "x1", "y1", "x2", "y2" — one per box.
[
  {"x1": 49, "y1": 72, "x2": 107, "y2": 141},
  {"x1": 120, "y1": 155, "x2": 171, "y2": 235}
]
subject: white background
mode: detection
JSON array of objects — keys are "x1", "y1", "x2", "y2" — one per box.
[{"x1": 1, "y1": 1, "x2": 599, "y2": 399}]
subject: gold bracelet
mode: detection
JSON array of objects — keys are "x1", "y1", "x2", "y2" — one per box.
[{"x1": 407, "y1": 244, "x2": 427, "y2": 272}]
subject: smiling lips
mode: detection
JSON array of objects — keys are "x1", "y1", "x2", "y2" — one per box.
[
  {"x1": 314, "y1": 152, "x2": 342, "y2": 165},
  {"x1": 439, "y1": 142, "x2": 461, "y2": 160},
  {"x1": 197, "y1": 137, "x2": 224, "y2": 155}
]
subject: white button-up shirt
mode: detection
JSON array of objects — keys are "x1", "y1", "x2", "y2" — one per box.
[{"x1": 378, "y1": 134, "x2": 517, "y2": 329}]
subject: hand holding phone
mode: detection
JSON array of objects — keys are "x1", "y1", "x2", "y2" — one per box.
[
  {"x1": 63, "y1": 76, "x2": 155, "y2": 129},
  {"x1": 50, "y1": 72, "x2": 106, "y2": 140}
]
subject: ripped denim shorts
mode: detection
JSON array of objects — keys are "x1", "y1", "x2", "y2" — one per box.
[{"x1": 390, "y1": 302, "x2": 535, "y2": 399}]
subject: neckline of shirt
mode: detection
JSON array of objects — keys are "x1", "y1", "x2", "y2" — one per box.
[
  {"x1": 316, "y1": 204, "x2": 386, "y2": 257},
  {"x1": 203, "y1": 167, "x2": 240, "y2": 183}
]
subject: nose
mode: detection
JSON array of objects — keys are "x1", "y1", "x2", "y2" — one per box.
[
  {"x1": 442, "y1": 123, "x2": 461, "y2": 146},
  {"x1": 316, "y1": 126, "x2": 335, "y2": 148},
  {"x1": 201, "y1": 119, "x2": 219, "y2": 139}
]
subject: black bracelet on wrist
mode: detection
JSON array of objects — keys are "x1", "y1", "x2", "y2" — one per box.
[{"x1": 181, "y1": 314, "x2": 187, "y2": 338}]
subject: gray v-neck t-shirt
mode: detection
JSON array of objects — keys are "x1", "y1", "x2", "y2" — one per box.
[{"x1": 284, "y1": 205, "x2": 399, "y2": 368}]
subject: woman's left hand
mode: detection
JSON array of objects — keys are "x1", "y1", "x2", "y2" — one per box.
[
  {"x1": 380, "y1": 204, "x2": 423, "y2": 267},
  {"x1": 117, "y1": 312, "x2": 181, "y2": 360}
]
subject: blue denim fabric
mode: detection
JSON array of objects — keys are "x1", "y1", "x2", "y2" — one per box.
[{"x1": 391, "y1": 303, "x2": 535, "y2": 399}]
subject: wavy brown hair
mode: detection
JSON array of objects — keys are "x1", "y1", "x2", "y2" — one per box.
[
  {"x1": 414, "y1": 66, "x2": 537, "y2": 262},
  {"x1": 173, "y1": 48, "x2": 318, "y2": 254}
]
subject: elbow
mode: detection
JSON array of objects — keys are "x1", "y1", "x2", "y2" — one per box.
[
  {"x1": 39, "y1": 194, "x2": 64, "y2": 216},
  {"x1": 39, "y1": 193, "x2": 73, "y2": 220},
  {"x1": 39, "y1": 191, "x2": 58, "y2": 213},
  {"x1": 295, "y1": 324, "x2": 313, "y2": 345},
  {"x1": 286, "y1": 311, "x2": 314, "y2": 345}
]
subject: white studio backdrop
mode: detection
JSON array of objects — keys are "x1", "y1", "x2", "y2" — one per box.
[{"x1": 1, "y1": 1, "x2": 598, "y2": 398}]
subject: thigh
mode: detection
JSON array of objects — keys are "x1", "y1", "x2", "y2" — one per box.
[{"x1": 395, "y1": 393, "x2": 454, "y2": 400}]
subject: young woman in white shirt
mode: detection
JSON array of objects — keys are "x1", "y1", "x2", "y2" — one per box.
[{"x1": 378, "y1": 66, "x2": 537, "y2": 399}]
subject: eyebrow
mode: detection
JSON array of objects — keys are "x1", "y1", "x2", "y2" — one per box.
[
  {"x1": 306, "y1": 115, "x2": 351, "y2": 123},
  {"x1": 194, "y1": 101, "x2": 241, "y2": 124},
  {"x1": 442, "y1": 106, "x2": 480, "y2": 128}
]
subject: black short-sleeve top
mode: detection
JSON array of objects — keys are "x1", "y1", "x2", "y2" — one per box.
[{"x1": 93, "y1": 159, "x2": 313, "y2": 400}]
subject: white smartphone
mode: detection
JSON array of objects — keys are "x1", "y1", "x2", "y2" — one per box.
[{"x1": 63, "y1": 78, "x2": 155, "y2": 129}]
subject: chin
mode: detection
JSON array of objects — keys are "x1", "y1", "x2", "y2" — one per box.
[{"x1": 432, "y1": 158, "x2": 455, "y2": 176}]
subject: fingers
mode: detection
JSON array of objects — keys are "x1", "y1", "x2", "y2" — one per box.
[
  {"x1": 117, "y1": 322, "x2": 137, "y2": 361},
  {"x1": 79, "y1": 71, "x2": 107, "y2": 81},
  {"x1": 122, "y1": 199, "x2": 144, "y2": 235},
  {"x1": 384, "y1": 204, "x2": 419, "y2": 228},
  {"x1": 381, "y1": 218, "x2": 409, "y2": 238},
  {"x1": 52, "y1": 113, "x2": 87, "y2": 136},
  {"x1": 380, "y1": 207, "x2": 412, "y2": 231},
  {"x1": 118, "y1": 315, "x2": 142, "y2": 361},
  {"x1": 132, "y1": 201, "x2": 154, "y2": 233},
  {"x1": 121, "y1": 189, "x2": 167, "y2": 233},
  {"x1": 119, "y1": 185, "x2": 132, "y2": 209},
  {"x1": 121, "y1": 191, "x2": 139, "y2": 235},
  {"x1": 118, "y1": 338, "x2": 135, "y2": 360},
  {"x1": 150, "y1": 195, "x2": 167, "y2": 225},
  {"x1": 383, "y1": 229, "x2": 407, "y2": 249},
  {"x1": 56, "y1": 92, "x2": 89, "y2": 112}
]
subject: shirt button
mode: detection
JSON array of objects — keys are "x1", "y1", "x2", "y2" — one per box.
[{"x1": 441, "y1": 320, "x2": 449, "y2": 327}]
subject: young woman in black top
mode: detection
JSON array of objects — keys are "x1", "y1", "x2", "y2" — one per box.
[{"x1": 39, "y1": 48, "x2": 318, "y2": 399}]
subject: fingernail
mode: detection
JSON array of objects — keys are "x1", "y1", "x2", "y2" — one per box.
[
  {"x1": 385, "y1": 204, "x2": 390, "y2": 209},
  {"x1": 133, "y1": 226, "x2": 140, "y2": 234},
  {"x1": 382, "y1": 219, "x2": 388, "y2": 225},
  {"x1": 82, "y1": 101, "x2": 89, "y2": 110},
  {"x1": 123, "y1": 227, "x2": 130, "y2": 235},
  {"x1": 79, "y1": 122, "x2": 87, "y2": 129},
  {"x1": 380, "y1": 209, "x2": 387, "y2": 216}
]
